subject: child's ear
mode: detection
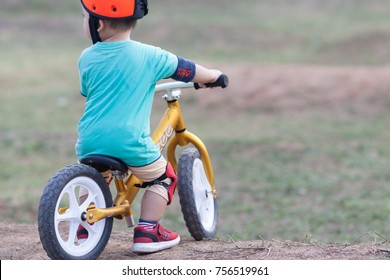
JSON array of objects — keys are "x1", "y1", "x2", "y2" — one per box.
[{"x1": 97, "y1": 19, "x2": 105, "y2": 32}]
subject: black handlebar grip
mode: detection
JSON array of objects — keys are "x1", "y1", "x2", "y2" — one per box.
[{"x1": 194, "y1": 74, "x2": 229, "y2": 90}]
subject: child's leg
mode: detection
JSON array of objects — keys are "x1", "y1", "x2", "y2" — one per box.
[
  {"x1": 140, "y1": 184, "x2": 168, "y2": 221},
  {"x1": 130, "y1": 156, "x2": 175, "y2": 222},
  {"x1": 130, "y1": 156, "x2": 180, "y2": 253}
]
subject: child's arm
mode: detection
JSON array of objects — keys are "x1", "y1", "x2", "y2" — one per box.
[
  {"x1": 192, "y1": 64, "x2": 222, "y2": 84},
  {"x1": 170, "y1": 56, "x2": 222, "y2": 85}
]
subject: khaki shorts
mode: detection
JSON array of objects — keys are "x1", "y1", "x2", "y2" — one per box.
[
  {"x1": 129, "y1": 156, "x2": 167, "y2": 183},
  {"x1": 80, "y1": 156, "x2": 169, "y2": 201},
  {"x1": 129, "y1": 156, "x2": 169, "y2": 201}
]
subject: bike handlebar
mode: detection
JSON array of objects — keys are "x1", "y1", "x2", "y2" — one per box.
[
  {"x1": 194, "y1": 74, "x2": 229, "y2": 90},
  {"x1": 155, "y1": 74, "x2": 229, "y2": 93}
]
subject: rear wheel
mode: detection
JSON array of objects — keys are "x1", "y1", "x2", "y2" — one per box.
[
  {"x1": 38, "y1": 164, "x2": 113, "y2": 260},
  {"x1": 177, "y1": 148, "x2": 218, "y2": 240}
]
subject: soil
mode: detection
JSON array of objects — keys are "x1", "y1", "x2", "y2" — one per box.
[
  {"x1": 1, "y1": 65, "x2": 390, "y2": 260},
  {"x1": 0, "y1": 223, "x2": 389, "y2": 260}
]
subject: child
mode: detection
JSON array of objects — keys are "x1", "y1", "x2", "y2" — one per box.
[{"x1": 76, "y1": 0, "x2": 224, "y2": 253}]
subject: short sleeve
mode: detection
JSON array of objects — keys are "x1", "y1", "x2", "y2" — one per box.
[
  {"x1": 78, "y1": 54, "x2": 88, "y2": 97},
  {"x1": 152, "y1": 47, "x2": 179, "y2": 83}
]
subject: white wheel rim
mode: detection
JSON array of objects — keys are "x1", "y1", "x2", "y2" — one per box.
[
  {"x1": 192, "y1": 158, "x2": 215, "y2": 231},
  {"x1": 54, "y1": 176, "x2": 106, "y2": 257}
]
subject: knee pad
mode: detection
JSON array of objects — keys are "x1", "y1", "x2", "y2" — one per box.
[
  {"x1": 165, "y1": 162, "x2": 177, "y2": 205},
  {"x1": 137, "y1": 162, "x2": 177, "y2": 205},
  {"x1": 146, "y1": 184, "x2": 169, "y2": 201}
]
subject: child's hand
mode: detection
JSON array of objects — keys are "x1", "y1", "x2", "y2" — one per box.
[
  {"x1": 196, "y1": 69, "x2": 223, "y2": 88},
  {"x1": 210, "y1": 69, "x2": 223, "y2": 82},
  {"x1": 194, "y1": 72, "x2": 229, "y2": 90}
]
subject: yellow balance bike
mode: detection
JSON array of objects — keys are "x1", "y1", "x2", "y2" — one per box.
[{"x1": 37, "y1": 75, "x2": 229, "y2": 259}]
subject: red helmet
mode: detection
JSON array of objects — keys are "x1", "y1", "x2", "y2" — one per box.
[
  {"x1": 81, "y1": 0, "x2": 148, "y2": 19},
  {"x1": 81, "y1": 0, "x2": 148, "y2": 44}
]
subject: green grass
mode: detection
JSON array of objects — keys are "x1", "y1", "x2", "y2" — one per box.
[
  {"x1": 211, "y1": 116, "x2": 390, "y2": 242},
  {"x1": 2, "y1": 0, "x2": 390, "y2": 64},
  {"x1": 1, "y1": 0, "x2": 390, "y2": 243},
  {"x1": 152, "y1": 99, "x2": 390, "y2": 242}
]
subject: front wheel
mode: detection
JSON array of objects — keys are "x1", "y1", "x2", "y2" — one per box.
[
  {"x1": 177, "y1": 148, "x2": 218, "y2": 240},
  {"x1": 38, "y1": 164, "x2": 113, "y2": 260}
]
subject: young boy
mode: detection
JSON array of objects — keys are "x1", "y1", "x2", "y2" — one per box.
[
  {"x1": 76, "y1": 0, "x2": 222, "y2": 253},
  {"x1": 76, "y1": 0, "x2": 224, "y2": 253}
]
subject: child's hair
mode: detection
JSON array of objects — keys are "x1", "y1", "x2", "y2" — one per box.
[{"x1": 106, "y1": 18, "x2": 137, "y2": 31}]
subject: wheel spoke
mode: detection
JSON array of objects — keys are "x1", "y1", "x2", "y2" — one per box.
[
  {"x1": 65, "y1": 220, "x2": 79, "y2": 246},
  {"x1": 68, "y1": 185, "x2": 80, "y2": 209},
  {"x1": 81, "y1": 220, "x2": 97, "y2": 235},
  {"x1": 55, "y1": 186, "x2": 82, "y2": 223},
  {"x1": 55, "y1": 210, "x2": 78, "y2": 222},
  {"x1": 80, "y1": 192, "x2": 96, "y2": 210},
  {"x1": 56, "y1": 178, "x2": 105, "y2": 250}
]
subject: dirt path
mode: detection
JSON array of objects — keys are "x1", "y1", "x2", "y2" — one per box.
[{"x1": 0, "y1": 223, "x2": 389, "y2": 260}]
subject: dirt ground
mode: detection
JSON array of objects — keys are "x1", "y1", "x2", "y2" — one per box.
[
  {"x1": 0, "y1": 223, "x2": 389, "y2": 260},
  {"x1": 1, "y1": 65, "x2": 390, "y2": 260}
]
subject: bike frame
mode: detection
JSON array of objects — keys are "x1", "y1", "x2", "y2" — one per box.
[{"x1": 85, "y1": 82, "x2": 216, "y2": 225}]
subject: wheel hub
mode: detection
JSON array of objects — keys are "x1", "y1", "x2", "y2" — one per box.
[{"x1": 81, "y1": 212, "x2": 87, "y2": 221}]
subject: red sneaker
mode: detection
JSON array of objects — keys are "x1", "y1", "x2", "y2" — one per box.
[{"x1": 132, "y1": 224, "x2": 180, "y2": 253}]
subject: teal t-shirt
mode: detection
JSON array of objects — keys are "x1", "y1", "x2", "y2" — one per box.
[{"x1": 75, "y1": 40, "x2": 178, "y2": 167}]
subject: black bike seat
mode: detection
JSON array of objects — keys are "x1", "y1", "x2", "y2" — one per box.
[{"x1": 80, "y1": 155, "x2": 128, "y2": 173}]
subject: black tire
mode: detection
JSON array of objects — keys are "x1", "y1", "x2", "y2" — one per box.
[
  {"x1": 177, "y1": 148, "x2": 218, "y2": 240},
  {"x1": 38, "y1": 164, "x2": 113, "y2": 260}
]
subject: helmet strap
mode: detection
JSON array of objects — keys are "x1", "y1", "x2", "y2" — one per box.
[{"x1": 89, "y1": 15, "x2": 102, "y2": 44}]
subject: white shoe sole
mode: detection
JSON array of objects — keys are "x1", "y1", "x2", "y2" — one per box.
[{"x1": 131, "y1": 236, "x2": 180, "y2": 253}]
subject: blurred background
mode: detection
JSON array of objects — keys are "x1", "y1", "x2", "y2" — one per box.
[{"x1": 1, "y1": 0, "x2": 390, "y2": 243}]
